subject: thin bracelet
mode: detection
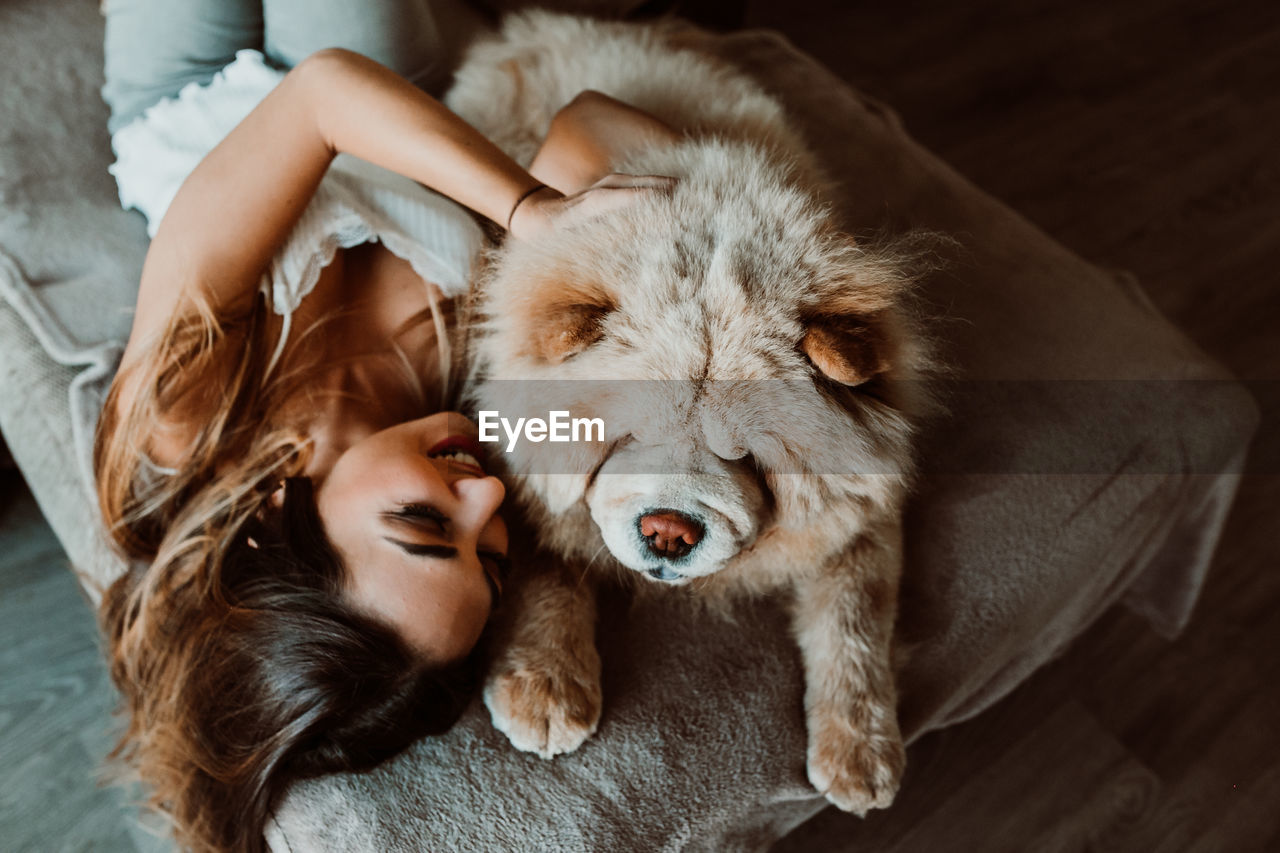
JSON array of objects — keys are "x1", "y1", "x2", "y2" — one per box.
[{"x1": 507, "y1": 183, "x2": 546, "y2": 231}]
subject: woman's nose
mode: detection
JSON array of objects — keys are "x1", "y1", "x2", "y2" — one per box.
[{"x1": 452, "y1": 474, "x2": 506, "y2": 522}]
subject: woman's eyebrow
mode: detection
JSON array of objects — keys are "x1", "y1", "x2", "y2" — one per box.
[{"x1": 383, "y1": 538, "x2": 459, "y2": 559}]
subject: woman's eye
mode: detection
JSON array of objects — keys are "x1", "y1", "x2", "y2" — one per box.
[{"x1": 388, "y1": 503, "x2": 448, "y2": 531}]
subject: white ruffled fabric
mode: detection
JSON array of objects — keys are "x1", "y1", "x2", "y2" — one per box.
[{"x1": 109, "y1": 49, "x2": 485, "y2": 329}]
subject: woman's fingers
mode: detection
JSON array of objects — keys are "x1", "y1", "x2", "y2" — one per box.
[
  {"x1": 586, "y1": 173, "x2": 678, "y2": 191},
  {"x1": 562, "y1": 179, "x2": 672, "y2": 218},
  {"x1": 509, "y1": 174, "x2": 677, "y2": 241}
]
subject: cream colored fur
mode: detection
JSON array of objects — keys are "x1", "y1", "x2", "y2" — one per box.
[{"x1": 448, "y1": 12, "x2": 929, "y2": 814}]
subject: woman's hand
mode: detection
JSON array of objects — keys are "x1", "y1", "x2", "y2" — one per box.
[{"x1": 507, "y1": 174, "x2": 677, "y2": 242}]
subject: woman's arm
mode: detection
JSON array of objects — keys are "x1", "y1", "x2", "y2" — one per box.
[
  {"x1": 109, "y1": 48, "x2": 590, "y2": 470},
  {"x1": 109, "y1": 54, "x2": 677, "y2": 469},
  {"x1": 530, "y1": 90, "x2": 682, "y2": 195},
  {"x1": 121, "y1": 48, "x2": 551, "y2": 367}
]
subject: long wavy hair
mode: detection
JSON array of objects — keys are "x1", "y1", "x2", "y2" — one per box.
[{"x1": 93, "y1": 287, "x2": 476, "y2": 853}]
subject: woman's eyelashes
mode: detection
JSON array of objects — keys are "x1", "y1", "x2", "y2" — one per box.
[
  {"x1": 386, "y1": 504, "x2": 509, "y2": 577},
  {"x1": 385, "y1": 502, "x2": 449, "y2": 534}
]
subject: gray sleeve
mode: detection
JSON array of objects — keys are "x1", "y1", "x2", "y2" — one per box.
[
  {"x1": 102, "y1": 0, "x2": 486, "y2": 134},
  {"x1": 262, "y1": 0, "x2": 485, "y2": 96},
  {"x1": 102, "y1": 0, "x2": 263, "y2": 133}
]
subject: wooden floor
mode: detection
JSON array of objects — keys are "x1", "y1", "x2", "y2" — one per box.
[
  {"x1": 1, "y1": 0, "x2": 1277, "y2": 850},
  {"x1": 0, "y1": 471, "x2": 168, "y2": 852}
]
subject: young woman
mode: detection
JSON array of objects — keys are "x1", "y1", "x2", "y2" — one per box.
[{"x1": 93, "y1": 2, "x2": 678, "y2": 850}]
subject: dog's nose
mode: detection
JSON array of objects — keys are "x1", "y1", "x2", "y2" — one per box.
[{"x1": 639, "y1": 510, "x2": 704, "y2": 560}]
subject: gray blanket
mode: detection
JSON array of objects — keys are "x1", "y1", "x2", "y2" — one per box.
[{"x1": 0, "y1": 2, "x2": 1257, "y2": 850}]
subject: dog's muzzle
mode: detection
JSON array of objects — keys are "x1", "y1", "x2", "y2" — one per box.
[{"x1": 587, "y1": 444, "x2": 765, "y2": 582}]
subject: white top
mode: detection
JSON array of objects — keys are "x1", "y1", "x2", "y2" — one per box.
[{"x1": 109, "y1": 49, "x2": 485, "y2": 371}]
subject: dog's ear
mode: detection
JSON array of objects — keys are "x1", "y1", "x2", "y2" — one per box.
[
  {"x1": 531, "y1": 300, "x2": 612, "y2": 364},
  {"x1": 801, "y1": 311, "x2": 890, "y2": 386}
]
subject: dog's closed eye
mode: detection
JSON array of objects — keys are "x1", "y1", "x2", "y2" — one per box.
[
  {"x1": 533, "y1": 301, "x2": 611, "y2": 363},
  {"x1": 507, "y1": 269, "x2": 617, "y2": 364},
  {"x1": 801, "y1": 313, "x2": 889, "y2": 386}
]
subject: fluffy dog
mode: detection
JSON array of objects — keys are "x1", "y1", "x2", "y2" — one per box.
[{"x1": 447, "y1": 12, "x2": 930, "y2": 814}]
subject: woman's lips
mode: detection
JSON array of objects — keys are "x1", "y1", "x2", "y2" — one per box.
[{"x1": 426, "y1": 434, "x2": 488, "y2": 475}]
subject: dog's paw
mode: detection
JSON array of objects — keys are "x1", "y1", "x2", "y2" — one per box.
[
  {"x1": 484, "y1": 658, "x2": 602, "y2": 759},
  {"x1": 806, "y1": 711, "x2": 905, "y2": 815}
]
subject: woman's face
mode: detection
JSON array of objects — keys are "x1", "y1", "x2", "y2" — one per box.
[{"x1": 315, "y1": 412, "x2": 508, "y2": 665}]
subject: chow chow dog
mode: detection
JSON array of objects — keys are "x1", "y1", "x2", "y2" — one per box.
[{"x1": 447, "y1": 12, "x2": 930, "y2": 813}]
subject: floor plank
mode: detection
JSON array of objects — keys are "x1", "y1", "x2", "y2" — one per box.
[{"x1": 0, "y1": 471, "x2": 163, "y2": 853}]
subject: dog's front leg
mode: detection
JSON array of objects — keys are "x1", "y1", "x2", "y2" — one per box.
[
  {"x1": 793, "y1": 515, "x2": 906, "y2": 814},
  {"x1": 484, "y1": 559, "x2": 602, "y2": 758}
]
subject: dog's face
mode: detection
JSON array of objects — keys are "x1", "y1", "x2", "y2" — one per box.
[{"x1": 473, "y1": 142, "x2": 920, "y2": 584}]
